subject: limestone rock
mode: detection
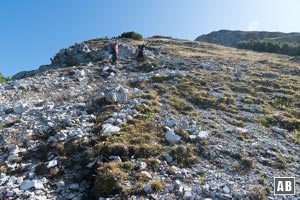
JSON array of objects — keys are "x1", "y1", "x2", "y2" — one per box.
[
  {"x1": 20, "y1": 180, "x2": 44, "y2": 190},
  {"x1": 143, "y1": 184, "x2": 152, "y2": 193},
  {"x1": 271, "y1": 126, "x2": 286, "y2": 135},
  {"x1": 165, "y1": 132, "x2": 181, "y2": 144},
  {"x1": 47, "y1": 160, "x2": 58, "y2": 168},
  {"x1": 101, "y1": 123, "x2": 120, "y2": 135},
  {"x1": 105, "y1": 86, "x2": 129, "y2": 103}
]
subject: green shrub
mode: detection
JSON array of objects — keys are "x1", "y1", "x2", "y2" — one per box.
[
  {"x1": 151, "y1": 181, "x2": 163, "y2": 193},
  {"x1": 0, "y1": 73, "x2": 5, "y2": 83},
  {"x1": 119, "y1": 31, "x2": 143, "y2": 40},
  {"x1": 170, "y1": 145, "x2": 198, "y2": 167},
  {"x1": 146, "y1": 158, "x2": 159, "y2": 171},
  {"x1": 90, "y1": 162, "x2": 128, "y2": 198},
  {"x1": 249, "y1": 185, "x2": 267, "y2": 200}
]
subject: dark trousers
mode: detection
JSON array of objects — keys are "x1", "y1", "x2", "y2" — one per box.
[{"x1": 111, "y1": 52, "x2": 117, "y2": 64}]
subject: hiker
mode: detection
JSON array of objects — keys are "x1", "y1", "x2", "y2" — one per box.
[
  {"x1": 136, "y1": 43, "x2": 146, "y2": 61},
  {"x1": 111, "y1": 42, "x2": 119, "y2": 65}
]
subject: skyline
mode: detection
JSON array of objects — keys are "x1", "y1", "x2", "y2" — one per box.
[{"x1": 1, "y1": 0, "x2": 300, "y2": 77}]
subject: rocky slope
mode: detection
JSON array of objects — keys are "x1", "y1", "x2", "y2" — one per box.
[
  {"x1": 0, "y1": 37, "x2": 299, "y2": 200},
  {"x1": 195, "y1": 30, "x2": 300, "y2": 47}
]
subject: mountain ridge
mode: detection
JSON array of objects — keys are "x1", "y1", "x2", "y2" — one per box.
[{"x1": 195, "y1": 30, "x2": 300, "y2": 47}]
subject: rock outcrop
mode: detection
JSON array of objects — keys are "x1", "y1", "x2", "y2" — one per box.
[{"x1": 195, "y1": 30, "x2": 300, "y2": 47}]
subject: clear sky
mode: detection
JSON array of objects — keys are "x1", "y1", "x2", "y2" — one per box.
[{"x1": 1, "y1": 0, "x2": 300, "y2": 77}]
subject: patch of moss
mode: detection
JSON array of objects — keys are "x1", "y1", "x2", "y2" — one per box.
[
  {"x1": 170, "y1": 145, "x2": 199, "y2": 167},
  {"x1": 249, "y1": 186, "x2": 267, "y2": 200},
  {"x1": 90, "y1": 162, "x2": 128, "y2": 198},
  {"x1": 145, "y1": 158, "x2": 159, "y2": 171},
  {"x1": 151, "y1": 181, "x2": 163, "y2": 193}
]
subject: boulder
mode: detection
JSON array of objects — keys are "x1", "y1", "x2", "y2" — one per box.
[
  {"x1": 101, "y1": 123, "x2": 120, "y2": 135},
  {"x1": 47, "y1": 160, "x2": 58, "y2": 168},
  {"x1": 165, "y1": 132, "x2": 181, "y2": 144},
  {"x1": 183, "y1": 186, "x2": 193, "y2": 200},
  {"x1": 20, "y1": 180, "x2": 44, "y2": 190},
  {"x1": 105, "y1": 86, "x2": 129, "y2": 103},
  {"x1": 141, "y1": 171, "x2": 152, "y2": 178},
  {"x1": 14, "y1": 103, "x2": 29, "y2": 114},
  {"x1": 197, "y1": 131, "x2": 209, "y2": 139},
  {"x1": 143, "y1": 184, "x2": 152, "y2": 193},
  {"x1": 190, "y1": 131, "x2": 209, "y2": 141},
  {"x1": 0, "y1": 173, "x2": 9, "y2": 186},
  {"x1": 271, "y1": 126, "x2": 286, "y2": 135}
]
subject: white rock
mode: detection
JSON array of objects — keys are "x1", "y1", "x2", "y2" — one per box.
[
  {"x1": 271, "y1": 126, "x2": 286, "y2": 134},
  {"x1": 165, "y1": 132, "x2": 181, "y2": 144},
  {"x1": 105, "y1": 86, "x2": 129, "y2": 103},
  {"x1": 109, "y1": 156, "x2": 122, "y2": 162},
  {"x1": 74, "y1": 69, "x2": 85, "y2": 78},
  {"x1": 143, "y1": 184, "x2": 152, "y2": 193},
  {"x1": 126, "y1": 115, "x2": 133, "y2": 121},
  {"x1": 47, "y1": 160, "x2": 58, "y2": 168},
  {"x1": 101, "y1": 123, "x2": 120, "y2": 135},
  {"x1": 28, "y1": 172, "x2": 35, "y2": 179},
  {"x1": 17, "y1": 177, "x2": 23, "y2": 184},
  {"x1": 0, "y1": 173, "x2": 9, "y2": 186},
  {"x1": 115, "y1": 118, "x2": 123, "y2": 125},
  {"x1": 183, "y1": 186, "x2": 193, "y2": 200},
  {"x1": 197, "y1": 131, "x2": 209, "y2": 139},
  {"x1": 5, "y1": 161, "x2": 18, "y2": 169},
  {"x1": 141, "y1": 171, "x2": 152, "y2": 178},
  {"x1": 236, "y1": 127, "x2": 248, "y2": 133},
  {"x1": 189, "y1": 135, "x2": 197, "y2": 141},
  {"x1": 138, "y1": 162, "x2": 147, "y2": 170},
  {"x1": 7, "y1": 176, "x2": 17, "y2": 186}
]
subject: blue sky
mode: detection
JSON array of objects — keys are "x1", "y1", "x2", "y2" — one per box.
[{"x1": 1, "y1": 0, "x2": 300, "y2": 77}]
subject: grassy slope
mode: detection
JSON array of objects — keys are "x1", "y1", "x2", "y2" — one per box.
[{"x1": 27, "y1": 37, "x2": 299, "y2": 199}]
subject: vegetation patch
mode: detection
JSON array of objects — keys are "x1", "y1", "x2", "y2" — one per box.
[{"x1": 170, "y1": 145, "x2": 199, "y2": 167}]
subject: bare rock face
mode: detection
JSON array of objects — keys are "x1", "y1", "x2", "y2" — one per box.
[{"x1": 12, "y1": 42, "x2": 137, "y2": 80}]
